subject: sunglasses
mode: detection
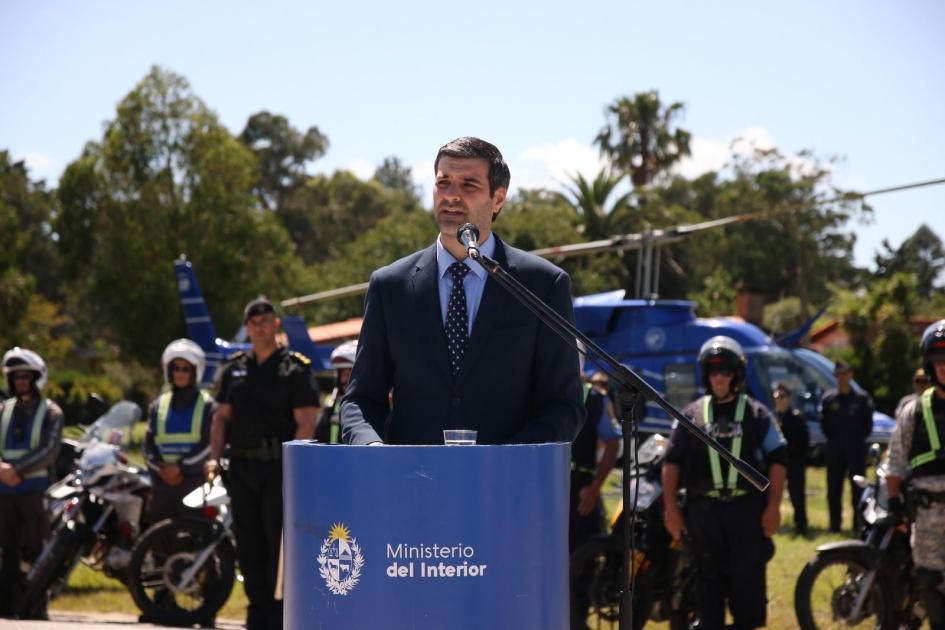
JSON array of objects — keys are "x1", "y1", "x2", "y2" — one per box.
[
  {"x1": 11, "y1": 372, "x2": 33, "y2": 381},
  {"x1": 708, "y1": 369, "x2": 734, "y2": 377},
  {"x1": 170, "y1": 365, "x2": 194, "y2": 373},
  {"x1": 914, "y1": 378, "x2": 931, "y2": 385}
]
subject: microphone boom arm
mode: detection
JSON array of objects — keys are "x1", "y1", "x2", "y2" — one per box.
[{"x1": 470, "y1": 248, "x2": 770, "y2": 493}]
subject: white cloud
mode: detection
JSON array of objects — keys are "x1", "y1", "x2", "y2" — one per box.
[
  {"x1": 515, "y1": 139, "x2": 607, "y2": 192},
  {"x1": 339, "y1": 158, "x2": 375, "y2": 180},
  {"x1": 17, "y1": 153, "x2": 59, "y2": 183},
  {"x1": 674, "y1": 126, "x2": 826, "y2": 179}
]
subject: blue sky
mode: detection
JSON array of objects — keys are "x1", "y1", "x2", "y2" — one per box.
[{"x1": 2, "y1": 0, "x2": 942, "y2": 270}]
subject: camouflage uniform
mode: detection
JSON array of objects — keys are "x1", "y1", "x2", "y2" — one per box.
[{"x1": 888, "y1": 387, "x2": 945, "y2": 586}]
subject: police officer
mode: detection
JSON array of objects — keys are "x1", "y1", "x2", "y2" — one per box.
[
  {"x1": 888, "y1": 320, "x2": 945, "y2": 630},
  {"x1": 820, "y1": 359, "x2": 873, "y2": 532},
  {"x1": 315, "y1": 340, "x2": 356, "y2": 445},
  {"x1": 662, "y1": 336, "x2": 786, "y2": 630},
  {"x1": 143, "y1": 339, "x2": 214, "y2": 523},
  {"x1": 205, "y1": 297, "x2": 319, "y2": 630},
  {"x1": 0, "y1": 348, "x2": 64, "y2": 620},
  {"x1": 772, "y1": 382, "x2": 809, "y2": 535}
]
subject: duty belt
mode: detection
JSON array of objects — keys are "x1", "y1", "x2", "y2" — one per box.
[
  {"x1": 230, "y1": 437, "x2": 283, "y2": 462},
  {"x1": 571, "y1": 463, "x2": 596, "y2": 475}
]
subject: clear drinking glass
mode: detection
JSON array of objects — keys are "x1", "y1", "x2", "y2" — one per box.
[{"x1": 443, "y1": 429, "x2": 477, "y2": 446}]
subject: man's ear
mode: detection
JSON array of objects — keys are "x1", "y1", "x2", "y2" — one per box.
[{"x1": 491, "y1": 187, "x2": 507, "y2": 221}]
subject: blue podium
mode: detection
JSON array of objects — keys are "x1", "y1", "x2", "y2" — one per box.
[{"x1": 283, "y1": 442, "x2": 571, "y2": 629}]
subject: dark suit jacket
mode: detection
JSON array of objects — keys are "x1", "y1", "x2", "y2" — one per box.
[{"x1": 340, "y1": 236, "x2": 583, "y2": 445}]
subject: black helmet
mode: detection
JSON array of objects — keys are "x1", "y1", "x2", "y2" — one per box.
[
  {"x1": 921, "y1": 319, "x2": 945, "y2": 387},
  {"x1": 698, "y1": 336, "x2": 747, "y2": 393}
]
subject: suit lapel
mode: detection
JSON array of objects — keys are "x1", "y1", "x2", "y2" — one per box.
[
  {"x1": 410, "y1": 245, "x2": 452, "y2": 380},
  {"x1": 457, "y1": 238, "x2": 516, "y2": 385}
]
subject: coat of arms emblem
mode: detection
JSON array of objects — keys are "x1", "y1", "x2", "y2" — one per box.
[{"x1": 317, "y1": 523, "x2": 364, "y2": 595}]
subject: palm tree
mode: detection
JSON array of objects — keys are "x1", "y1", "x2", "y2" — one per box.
[
  {"x1": 594, "y1": 91, "x2": 692, "y2": 188},
  {"x1": 555, "y1": 169, "x2": 633, "y2": 241}
]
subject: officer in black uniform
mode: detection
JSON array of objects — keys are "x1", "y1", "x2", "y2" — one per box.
[
  {"x1": 205, "y1": 298, "x2": 319, "y2": 630},
  {"x1": 662, "y1": 336, "x2": 787, "y2": 630},
  {"x1": 820, "y1": 359, "x2": 873, "y2": 532},
  {"x1": 772, "y1": 382, "x2": 809, "y2": 535}
]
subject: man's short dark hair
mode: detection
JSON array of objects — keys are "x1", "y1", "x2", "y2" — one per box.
[{"x1": 434, "y1": 136, "x2": 511, "y2": 197}]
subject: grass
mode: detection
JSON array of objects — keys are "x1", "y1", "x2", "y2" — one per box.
[{"x1": 48, "y1": 462, "x2": 897, "y2": 628}]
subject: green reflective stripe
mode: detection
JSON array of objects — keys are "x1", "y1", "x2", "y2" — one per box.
[
  {"x1": 706, "y1": 395, "x2": 747, "y2": 496},
  {"x1": 583, "y1": 382, "x2": 592, "y2": 402},
  {"x1": 911, "y1": 387, "x2": 941, "y2": 468},
  {"x1": 154, "y1": 392, "x2": 208, "y2": 460},
  {"x1": 0, "y1": 397, "x2": 49, "y2": 479}
]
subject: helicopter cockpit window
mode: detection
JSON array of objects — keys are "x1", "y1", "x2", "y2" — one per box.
[{"x1": 752, "y1": 350, "x2": 831, "y2": 417}]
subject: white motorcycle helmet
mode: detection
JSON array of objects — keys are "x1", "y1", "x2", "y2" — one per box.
[
  {"x1": 3, "y1": 347, "x2": 48, "y2": 392},
  {"x1": 161, "y1": 339, "x2": 206, "y2": 385},
  {"x1": 330, "y1": 340, "x2": 358, "y2": 370}
]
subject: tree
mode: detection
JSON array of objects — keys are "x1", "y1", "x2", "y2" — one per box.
[
  {"x1": 665, "y1": 149, "x2": 868, "y2": 315},
  {"x1": 873, "y1": 224, "x2": 944, "y2": 298},
  {"x1": 55, "y1": 66, "x2": 305, "y2": 362},
  {"x1": 594, "y1": 91, "x2": 692, "y2": 188},
  {"x1": 553, "y1": 169, "x2": 632, "y2": 241},
  {"x1": 832, "y1": 273, "x2": 922, "y2": 414},
  {"x1": 373, "y1": 156, "x2": 420, "y2": 202},
  {"x1": 239, "y1": 111, "x2": 328, "y2": 211},
  {"x1": 278, "y1": 170, "x2": 422, "y2": 266}
]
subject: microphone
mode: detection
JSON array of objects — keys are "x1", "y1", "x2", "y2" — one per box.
[{"x1": 456, "y1": 223, "x2": 481, "y2": 259}]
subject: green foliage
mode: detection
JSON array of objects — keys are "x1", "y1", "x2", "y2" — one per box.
[
  {"x1": 239, "y1": 110, "x2": 329, "y2": 211},
  {"x1": 763, "y1": 296, "x2": 805, "y2": 335},
  {"x1": 278, "y1": 170, "x2": 423, "y2": 266},
  {"x1": 656, "y1": 149, "x2": 868, "y2": 312},
  {"x1": 595, "y1": 90, "x2": 692, "y2": 187},
  {"x1": 46, "y1": 369, "x2": 123, "y2": 424},
  {"x1": 689, "y1": 266, "x2": 737, "y2": 316},
  {"x1": 373, "y1": 156, "x2": 421, "y2": 206},
  {"x1": 55, "y1": 66, "x2": 305, "y2": 360},
  {"x1": 873, "y1": 224, "x2": 944, "y2": 298},
  {"x1": 300, "y1": 209, "x2": 439, "y2": 322},
  {"x1": 832, "y1": 273, "x2": 922, "y2": 413}
]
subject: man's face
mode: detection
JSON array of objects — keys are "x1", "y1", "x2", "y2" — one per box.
[
  {"x1": 708, "y1": 369, "x2": 734, "y2": 399},
  {"x1": 914, "y1": 374, "x2": 931, "y2": 394},
  {"x1": 773, "y1": 390, "x2": 790, "y2": 412},
  {"x1": 434, "y1": 156, "x2": 506, "y2": 245},
  {"x1": 170, "y1": 359, "x2": 195, "y2": 389},
  {"x1": 934, "y1": 360, "x2": 945, "y2": 390},
  {"x1": 338, "y1": 367, "x2": 352, "y2": 390},
  {"x1": 11, "y1": 371, "x2": 34, "y2": 397},
  {"x1": 246, "y1": 313, "x2": 279, "y2": 346},
  {"x1": 834, "y1": 366, "x2": 853, "y2": 388}
]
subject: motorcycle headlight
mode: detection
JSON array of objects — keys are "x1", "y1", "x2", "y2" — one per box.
[{"x1": 628, "y1": 477, "x2": 661, "y2": 511}]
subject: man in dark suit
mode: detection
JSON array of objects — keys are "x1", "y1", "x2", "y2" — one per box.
[{"x1": 341, "y1": 136, "x2": 583, "y2": 445}]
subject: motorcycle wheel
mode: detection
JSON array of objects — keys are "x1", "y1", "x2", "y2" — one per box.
[
  {"x1": 18, "y1": 524, "x2": 82, "y2": 617},
  {"x1": 128, "y1": 517, "x2": 235, "y2": 627},
  {"x1": 794, "y1": 550, "x2": 893, "y2": 630},
  {"x1": 570, "y1": 536, "x2": 634, "y2": 629}
]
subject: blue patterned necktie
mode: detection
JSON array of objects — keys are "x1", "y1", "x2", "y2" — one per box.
[{"x1": 445, "y1": 262, "x2": 470, "y2": 377}]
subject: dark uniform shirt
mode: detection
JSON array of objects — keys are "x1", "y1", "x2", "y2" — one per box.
[
  {"x1": 775, "y1": 407, "x2": 809, "y2": 462},
  {"x1": 820, "y1": 388, "x2": 873, "y2": 447},
  {"x1": 214, "y1": 347, "x2": 319, "y2": 451},
  {"x1": 665, "y1": 396, "x2": 787, "y2": 497}
]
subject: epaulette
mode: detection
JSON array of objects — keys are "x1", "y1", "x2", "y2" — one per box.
[
  {"x1": 290, "y1": 351, "x2": 312, "y2": 366},
  {"x1": 229, "y1": 350, "x2": 247, "y2": 360}
]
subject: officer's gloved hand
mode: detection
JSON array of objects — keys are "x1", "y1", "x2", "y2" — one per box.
[{"x1": 888, "y1": 495, "x2": 906, "y2": 522}]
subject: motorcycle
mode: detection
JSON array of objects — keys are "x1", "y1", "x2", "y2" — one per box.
[
  {"x1": 127, "y1": 472, "x2": 237, "y2": 627},
  {"x1": 570, "y1": 434, "x2": 698, "y2": 629},
  {"x1": 17, "y1": 400, "x2": 150, "y2": 617},
  {"x1": 794, "y1": 444, "x2": 925, "y2": 630}
]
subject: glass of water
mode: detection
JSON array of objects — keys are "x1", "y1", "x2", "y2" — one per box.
[{"x1": 443, "y1": 429, "x2": 477, "y2": 446}]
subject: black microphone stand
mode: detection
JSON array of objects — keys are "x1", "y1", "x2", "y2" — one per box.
[{"x1": 464, "y1": 239, "x2": 769, "y2": 630}]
